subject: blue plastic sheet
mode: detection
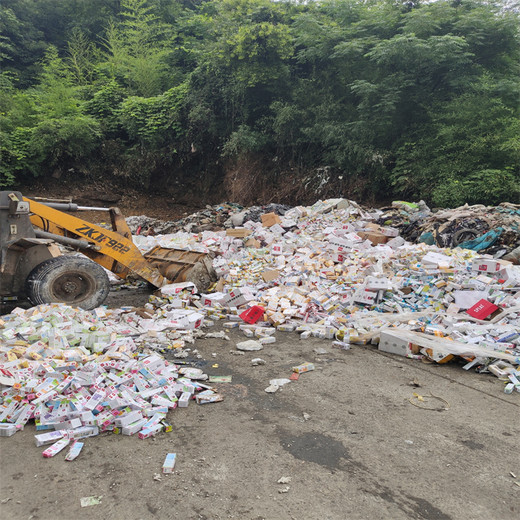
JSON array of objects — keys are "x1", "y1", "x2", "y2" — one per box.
[{"x1": 456, "y1": 227, "x2": 503, "y2": 251}]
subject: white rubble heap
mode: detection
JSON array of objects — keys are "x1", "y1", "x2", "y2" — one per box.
[{"x1": 0, "y1": 198, "x2": 519, "y2": 455}]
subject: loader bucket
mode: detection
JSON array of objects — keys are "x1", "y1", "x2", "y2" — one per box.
[{"x1": 143, "y1": 246, "x2": 216, "y2": 291}]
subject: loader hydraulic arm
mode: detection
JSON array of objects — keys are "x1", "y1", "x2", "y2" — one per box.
[{"x1": 24, "y1": 197, "x2": 167, "y2": 287}]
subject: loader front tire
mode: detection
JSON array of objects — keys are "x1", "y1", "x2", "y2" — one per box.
[{"x1": 26, "y1": 256, "x2": 110, "y2": 310}]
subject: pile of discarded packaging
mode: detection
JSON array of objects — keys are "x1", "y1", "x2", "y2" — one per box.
[
  {"x1": 0, "y1": 304, "x2": 223, "y2": 455},
  {"x1": 138, "y1": 198, "x2": 519, "y2": 394},
  {"x1": 1, "y1": 197, "x2": 519, "y2": 457}
]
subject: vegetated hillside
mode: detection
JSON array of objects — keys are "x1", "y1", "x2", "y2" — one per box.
[{"x1": 1, "y1": 0, "x2": 519, "y2": 207}]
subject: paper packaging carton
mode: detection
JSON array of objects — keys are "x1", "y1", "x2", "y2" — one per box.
[
  {"x1": 466, "y1": 299, "x2": 501, "y2": 320},
  {"x1": 159, "y1": 282, "x2": 197, "y2": 295},
  {"x1": 261, "y1": 212, "x2": 282, "y2": 228},
  {"x1": 378, "y1": 330, "x2": 420, "y2": 357},
  {"x1": 421, "y1": 348, "x2": 454, "y2": 364},
  {"x1": 178, "y1": 392, "x2": 191, "y2": 408},
  {"x1": 64, "y1": 425, "x2": 99, "y2": 440},
  {"x1": 380, "y1": 226, "x2": 399, "y2": 238},
  {"x1": 201, "y1": 293, "x2": 227, "y2": 307},
  {"x1": 42, "y1": 438, "x2": 70, "y2": 458},
  {"x1": 271, "y1": 244, "x2": 283, "y2": 255},
  {"x1": 226, "y1": 228, "x2": 252, "y2": 238},
  {"x1": 353, "y1": 289, "x2": 377, "y2": 305},
  {"x1": 163, "y1": 453, "x2": 177, "y2": 473},
  {"x1": 65, "y1": 441, "x2": 84, "y2": 461},
  {"x1": 327, "y1": 235, "x2": 354, "y2": 251},
  {"x1": 357, "y1": 231, "x2": 389, "y2": 245},
  {"x1": 16, "y1": 403, "x2": 36, "y2": 427},
  {"x1": 122, "y1": 418, "x2": 147, "y2": 436},
  {"x1": 365, "y1": 276, "x2": 391, "y2": 291},
  {"x1": 422, "y1": 252, "x2": 453, "y2": 268},
  {"x1": 0, "y1": 401, "x2": 18, "y2": 422},
  {"x1": 0, "y1": 424, "x2": 18, "y2": 437},
  {"x1": 195, "y1": 391, "x2": 223, "y2": 404},
  {"x1": 35, "y1": 430, "x2": 64, "y2": 447},
  {"x1": 292, "y1": 362, "x2": 315, "y2": 374},
  {"x1": 138, "y1": 423, "x2": 163, "y2": 440},
  {"x1": 186, "y1": 312, "x2": 204, "y2": 329},
  {"x1": 152, "y1": 395, "x2": 178, "y2": 408},
  {"x1": 224, "y1": 288, "x2": 255, "y2": 308},
  {"x1": 142, "y1": 413, "x2": 166, "y2": 430},
  {"x1": 245, "y1": 238, "x2": 261, "y2": 248},
  {"x1": 261, "y1": 270, "x2": 280, "y2": 282},
  {"x1": 472, "y1": 258, "x2": 511, "y2": 273},
  {"x1": 53, "y1": 418, "x2": 82, "y2": 430},
  {"x1": 162, "y1": 420, "x2": 173, "y2": 433},
  {"x1": 499, "y1": 267, "x2": 520, "y2": 285},
  {"x1": 239, "y1": 305, "x2": 264, "y2": 324},
  {"x1": 84, "y1": 391, "x2": 105, "y2": 411},
  {"x1": 115, "y1": 410, "x2": 143, "y2": 428}
]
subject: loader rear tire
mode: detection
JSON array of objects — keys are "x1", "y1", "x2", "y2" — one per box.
[{"x1": 26, "y1": 256, "x2": 110, "y2": 310}]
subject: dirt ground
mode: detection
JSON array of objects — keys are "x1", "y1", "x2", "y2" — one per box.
[{"x1": 1, "y1": 286, "x2": 519, "y2": 520}]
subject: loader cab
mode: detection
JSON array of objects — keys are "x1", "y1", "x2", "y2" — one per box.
[
  {"x1": 0, "y1": 191, "x2": 54, "y2": 300},
  {"x1": 0, "y1": 191, "x2": 109, "y2": 309}
]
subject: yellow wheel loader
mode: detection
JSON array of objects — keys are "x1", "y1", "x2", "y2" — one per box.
[{"x1": 0, "y1": 191, "x2": 215, "y2": 309}]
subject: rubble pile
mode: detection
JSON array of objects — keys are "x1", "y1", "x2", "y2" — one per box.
[
  {"x1": 126, "y1": 203, "x2": 290, "y2": 236},
  {"x1": 125, "y1": 202, "x2": 242, "y2": 235},
  {"x1": 378, "y1": 201, "x2": 520, "y2": 256},
  {"x1": 0, "y1": 304, "x2": 222, "y2": 450},
  {"x1": 126, "y1": 202, "x2": 292, "y2": 237}
]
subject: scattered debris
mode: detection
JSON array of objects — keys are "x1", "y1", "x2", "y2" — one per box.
[
  {"x1": 277, "y1": 476, "x2": 292, "y2": 484},
  {"x1": 251, "y1": 358, "x2": 266, "y2": 366},
  {"x1": 409, "y1": 392, "x2": 450, "y2": 411},
  {"x1": 236, "y1": 340, "x2": 263, "y2": 351},
  {"x1": 209, "y1": 375, "x2": 232, "y2": 383},
  {"x1": 292, "y1": 362, "x2": 315, "y2": 374},
  {"x1": 162, "y1": 453, "x2": 177, "y2": 474},
  {"x1": 80, "y1": 496, "x2": 102, "y2": 507},
  {"x1": 168, "y1": 197, "x2": 518, "y2": 395},
  {"x1": 269, "y1": 379, "x2": 291, "y2": 387}
]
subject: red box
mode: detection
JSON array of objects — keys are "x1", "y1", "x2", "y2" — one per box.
[
  {"x1": 467, "y1": 299, "x2": 500, "y2": 320},
  {"x1": 239, "y1": 305, "x2": 265, "y2": 324}
]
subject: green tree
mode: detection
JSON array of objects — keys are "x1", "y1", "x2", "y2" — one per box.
[
  {"x1": 1, "y1": 46, "x2": 101, "y2": 182},
  {"x1": 102, "y1": 0, "x2": 171, "y2": 96}
]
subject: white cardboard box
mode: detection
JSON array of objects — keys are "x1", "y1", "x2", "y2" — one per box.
[{"x1": 378, "y1": 330, "x2": 415, "y2": 357}]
